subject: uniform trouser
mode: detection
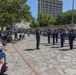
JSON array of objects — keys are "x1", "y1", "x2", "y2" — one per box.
[
  {"x1": 36, "y1": 39, "x2": 40, "y2": 49},
  {"x1": 53, "y1": 37, "x2": 55, "y2": 45},
  {"x1": 69, "y1": 38, "x2": 70, "y2": 44},
  {"x1": 61, "y1": 38, "x2": 64, "y2": 47},
  {"x1": 56, "y1": 37, "x2": 58, "y2": 43},
  {"x1": 70, "y1": 40, "x2": 73, "y2": 49},
  {"x1": 48, "y1": 36, "x2": 50, "y2": 44}
]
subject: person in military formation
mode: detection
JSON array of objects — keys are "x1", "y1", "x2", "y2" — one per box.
[
  {"x1": 68, "y1": 29, "x2": 75, "y2": 49},
  {"x1": 60, "y1": 29, "x2": 66, "y2": 47},
  {"x1": 52, "y1": 30, "x2": 56, "y2": 45},
  {"x1": 52, "y1": 29, "x2": 58, "y2": 45},
  {"x1": 36, "y1": 29, "x2": 40, "y2": 49},
  {"x1": 55, "y1": 30, "x2": 58, "y2": 43},
  {"x1": 47, "y1": 29, "x2": 51, "y2": 44}
]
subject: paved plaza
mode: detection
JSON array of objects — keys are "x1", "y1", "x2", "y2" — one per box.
[{"x1": 4, "y1": 34, "x2": 76, "y2": 75}]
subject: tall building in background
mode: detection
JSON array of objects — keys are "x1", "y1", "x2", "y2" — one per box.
[{"x1": 38, "y1": 0, "x2": 63, "y2": 19}]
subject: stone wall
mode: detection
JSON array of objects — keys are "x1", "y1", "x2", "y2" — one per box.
[{"x1": 25, "y1": 24, "x2": 76, "y2": 33}]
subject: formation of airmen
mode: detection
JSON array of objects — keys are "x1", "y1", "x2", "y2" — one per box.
[{"x1": 36, "y1": 28, "x2": 76, "y2": 50}]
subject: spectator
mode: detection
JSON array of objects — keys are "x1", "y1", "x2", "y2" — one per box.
[{"x1": 0, "y1": 42, "x2": 6, "y2": 51}]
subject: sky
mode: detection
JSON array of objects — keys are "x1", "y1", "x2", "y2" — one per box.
[{"x1": 27, "y1": 0, "x2": 76, "y2": 18}]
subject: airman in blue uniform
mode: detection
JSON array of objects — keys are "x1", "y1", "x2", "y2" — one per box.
[
  {"x1": 36, "y1": 29, "x2": 40, "y2": 49},
  {"x1": 52, "y1": 30, "x2": 56, "y2": 45},
  {"x1": 68, "y1": 29, "x2": 75, "y2": 49},
  {"x1": 60, "y1": 29, "x2": 65, "y2": 47},
  {"x1": 55, "y1": 30, "x2": 58, "y2": 43},
  {"x1": 47, "y1": 29, "x2": 51, "y2": 44}
]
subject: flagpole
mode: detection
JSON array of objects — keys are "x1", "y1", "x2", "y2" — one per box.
[{"x1": 72, "y1": 0, "x2": 74, "y2": 29}]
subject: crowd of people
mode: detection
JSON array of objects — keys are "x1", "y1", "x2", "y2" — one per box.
[
  {"x1": 14, "y1": 31, "x2": 30, "y2": 40},
  {"x1": 0, "y1": 31, "x2": 7, "y2": 74},
  {"x1": 0, "y1": 30, "x2": 28, "y2": 74}
]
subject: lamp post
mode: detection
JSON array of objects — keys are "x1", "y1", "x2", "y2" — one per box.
[{"x1": 72, "y1": 0, "x2": 74, "y2": 29}]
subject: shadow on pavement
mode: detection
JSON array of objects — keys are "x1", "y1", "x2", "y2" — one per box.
[
  {"x1": 51, "y1": 44, "x2": 70, "y2": 48},
  {"x1": 41, "y1": 43, "x2": 52, "y2": 46},
  {"x1": 23, "y1": 49, "x2": 36, "y2": 51},
  {"x1": 59, "y1": 48, "x2": 69, "y2": 51},
  {"x1": 45, "y1": 44, "x2": 51, "y2": 46},
  {"x1": 51, "y1": 46, "x2": 60, "y2": 48}
]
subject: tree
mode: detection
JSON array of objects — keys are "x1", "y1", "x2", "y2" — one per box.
[
  {"x1": 38, "y1": 13, "x2": 54, "y2": 27},
  {"x1": 30, "y1": 17, "x2": 39, "y2": 27},
  {"x1": 54, "y1": 10, "x2": 76, "y2": 25},
  {"x1": 0, "y1": 0, "x2": 32, "y2": 28}
]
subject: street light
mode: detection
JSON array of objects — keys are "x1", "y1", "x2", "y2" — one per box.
[{"x1": 72, "y1": 0, "x2": 74, "y2": 29}]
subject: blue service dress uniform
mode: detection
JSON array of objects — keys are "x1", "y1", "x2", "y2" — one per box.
[
  {"x1": 55, "y1": 31, "x2": 58, "y2": 43},
  {"x1": 69, "y1": 31, "x2": 75, "y2": 49},
  {"x1": 52, "y1": 32, "x2": 56, "y2": 45},
  {"x1": 47, "y1": 30, "x2": 51, "y2": 44},
  {"x1": 60, "y1": 31, "x2": 65, "y2": 47},
  {"x1": 36, "y1": 30, "x2": 40, "y2": 49}
]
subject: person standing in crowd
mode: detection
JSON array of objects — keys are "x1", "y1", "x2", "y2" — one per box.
[
  {"x1": 3, "y1": 32, "x2": 8, "y2": 40},
  {"x1": 14, "y1": 32, "x2": 18, "y2": 40},
  {"x1": 0, "y1": 38, "x2": 5, "y2": 46},
  {"x1": 68, "y1": 29, "x2": 75, "y2": 49},
  {"x1": 0, "y1": 42, "x2": 6, "y2": 51},
  {"x1": 47, "y1": 29, "x2": 51, "y2": 44},
  {"x1": 22, "y1": 32, "x2": 25, "y2": 40},
  {"x1": 36, "y1": 29, "x2": 40, "y2": 49},
  {"x1": 27, "y1": 31, "x2": 30, "y2": 36},
  {"x1": 19, "y1": 32, "x2": 22, "y2": 40},
  {"x1": 7, "y1": 34, "x2": 12, "y2": 43}
]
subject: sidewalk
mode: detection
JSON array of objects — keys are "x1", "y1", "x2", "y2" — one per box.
[
  {"x1": 5, "y1": 34, "x2": 76, "y2": 75},
  {"x1": 5, "y1": 43, "x2": 36, "y2": 75}
]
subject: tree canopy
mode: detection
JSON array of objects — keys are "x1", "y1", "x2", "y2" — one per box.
[
  {"x1": 0, "y1": 0, "x2": 32, "y2": 27},
  {"x1": 38, "y1": 13, "x2": 54, "y2": 27},
  {"x1": 54, "y1": 10, "x2": 76, "y2": 25},
  {"x1": 29, "y1": 17, "x2": 39, "y2": 27}
]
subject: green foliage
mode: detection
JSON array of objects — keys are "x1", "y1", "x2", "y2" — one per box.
[
  {"x1": 38, "y1": 13, "x2": 54, "y2": 27},
  {"x1": 54, "y1": 10, "x2": 76, "y2": 25},
  {"x1": 0, "y1": 0, "x2": 32, "y2": 27},
  {"x1": 30, "y1": 17, "x2": 39, "y2": 28}
]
